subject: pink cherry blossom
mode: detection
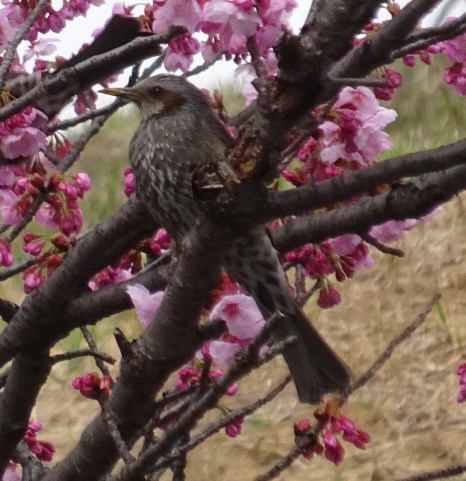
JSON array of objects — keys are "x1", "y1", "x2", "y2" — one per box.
[
  {"x1": 210, "y1": 293, "x2": 265, "y2": 340},
  {"x1": 23, "y1": 233, "x2": 45, "y2": 256},
  {"x1": 202, "y1": 0, "x2": 260, "y2": 54},
  {"x1": 152, "y1": 0, "x2": 202, "y2": 33},
  {"x1": 127, "y1": 284, "x2": 164, "y2": 327},
  {"x1": 317, "y1": 283, "x2": 341, "y2": 309},
  {"x1": 207, "y1": 340, "x2": 242, "y2": 367},
  {"x1": 22, "y1": 419, "x2": 56, "y2": 462},
  {"x1": 319, "y1": 86, "x2": 397, "y2": 166},
  {"x1": 0, "y1": 9, "x2": 16, "y2": 52},
  {"x1": 322, "y1": 429, "x2": 345, "y2": 465},
  {"x1": 150, "y1": 228, "x2": 171, "y2": 255},
  {"x1": 456, "y1": 362, "x2": 466, "y2": 403},
  {"x1": 3, "y1": 463, "x2": 20, "y2": 481},
  {"x1": 329, "y1": 234, "x2": 374, "y2": 270},
  {"x1": 72, "y1": 372, "x2": 112, "y2": 399},
  {"x1": 23, "y1": 266, "x2": 44, "y2": 293},
  {"x1": 123, "y1": 168, "x2": 135, "y2": 196},
  {"x1": 23, "y1": 38, "x2": 58, "y2": 63},
  {"x1": 433, "y1": 18, "x2": 466, "y2": 63},
  {"x1": 225, "y1": 416, "x2": 244, "y2": 437},
  {"x1": 0, "y1": 239, "x2": 13, "y2": 267},
  {"x1": 369, "y1": 219, "x2": 417, "y2": 243},
  {"x1": 164, "y1": 33, "x2": 200, "y2": 72},
  {"x1": 0, "y1": 107, "x2": 48, "y2": 159},
  {"x1": 443, "y1": 62, "x2": 466, "y2": 95},
  {"x1": 88, "y1": 266, "x2": 133, "y2": 291}
]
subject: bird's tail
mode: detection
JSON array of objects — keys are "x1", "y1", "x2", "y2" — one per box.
[{"x1": 226, "y1": 232, "x2": 350, "y2": 404}]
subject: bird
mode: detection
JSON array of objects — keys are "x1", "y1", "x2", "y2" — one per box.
[{"x1": 101, "y1": 74, "x2": 350, "y2": 404}]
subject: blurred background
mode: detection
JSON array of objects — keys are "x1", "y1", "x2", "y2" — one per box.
[
  {"x1": 10, "y1": 58, "x2": 463, "y2": 481},
  {"x1": 3, "y1": 1, "x2": 466, "y2": 478}
]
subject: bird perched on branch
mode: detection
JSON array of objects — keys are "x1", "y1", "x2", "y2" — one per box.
[{"x1": 101, "y1": 75, "x2": 350, "y2": 404}]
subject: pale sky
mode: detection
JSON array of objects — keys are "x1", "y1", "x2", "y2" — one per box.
[
  {"x1": 33, "y1": 0, "x2": 462, "y2": 117},
  {"x1": 50, "y1": 0, "x2": 462, "y2": 90}
]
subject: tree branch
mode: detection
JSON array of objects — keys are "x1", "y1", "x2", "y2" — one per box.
[{"x1": 272, "y1": 163, "x2": 466, "y2": 253}]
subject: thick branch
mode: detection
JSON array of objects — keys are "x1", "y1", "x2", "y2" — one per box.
[
  {"x1": 0, "y1": 351, "x2": 51, "y2": 474},
  {"x1": 272, "y1": 163, "x2": 466, "y2": 252},
  {"x1": 0, "y1": 26, "x2": 184, "y2": 122},
  {"x1": 266, "y1": 138, "x2": 466, "y2": 221},
  {"x1": 329, "y1": 0, "x2": 442, "y2": 81},
  {"x1": 42, "y1": 221, "x2": 236, "y2": 481},
  {"x1": 0, "y1": 199, "x2": 156, "y2": 368}
]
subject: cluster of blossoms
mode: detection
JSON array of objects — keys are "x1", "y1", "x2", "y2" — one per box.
[
  {"x1": 22, "y1": 420, "x2": 56, "y2": 462},
  {"x1": 0, "y1": 107, "x2": 47, "y2": 160},
  {"x1": 72, "y1": 372, "x2": 112, "y2": 399},
  {"x1": 111, "y1": 0, "x2": 296, "y2": 78},
  {"x1": 6, "y1": 419, "x2": 56, "y2": 481},
  {"x1": 127, "y1": 281, "x2": 267, "y2": 437},
  {"x1": 283, "y1": 235, "x2": 373, "y2": 309},
  {"x1": 0, "y1": 0, "x2": 103, "y2": 49},
  {"x1": 429, "y1": 19, "x2": 466, "y2": 96},
  {"x1": 88, "y1": 225, "x2": 171, "y2": 291},
  {"x1": 0, "y1": 163, "x2": 90, "y2": 291},
  {"x1": 279, "y1": 86, "x2": 410, "y2": 307},
  {"x1": 0, "y1": 165, "x2": 88, "y2": 232},
  {"x1": 456, "y1": 362, "x2": 466, "y2": 403},
  {"x1": 294, "y1": 403, "x2": 370, "y2": 465}
]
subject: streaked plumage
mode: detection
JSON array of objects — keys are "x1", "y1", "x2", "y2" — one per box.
[{"x1": 102, "y1": 75, "x2": 350, "y2": 403}]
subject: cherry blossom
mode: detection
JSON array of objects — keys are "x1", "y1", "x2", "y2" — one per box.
[
  {"x1": 152, "y1": 0, "x2": 202, "y2": 33},
  {"x1": 23, "y1": 420, "x2": 56, "y2": 462},
  {"x1": 369, "y1": 219, "x2": 417, "y2": 243},
  {"x1": 0, "y1": 107, "x2": 47, "y2": 160},
  {"x1": 225, "y1": 416, "x2": 244, "y2": 437},
  {"x1": 295, "y1": 408, "x2": 370, "y2": 465},
  {"x1": 0, "y1": 239, "x2": 13, "y2": 267},
  {"x1": 126, "y1": 284, "x2": 164, "y2": 327},
  {"x1": 430, "y1": 18, "x2": 466, "y2": 95},
  {"x1": 164, "y1": 33, "x2": 200, "y2": 72},
  {"x1": 72, "y1": 372, "x2": 112, "y2": 399},
  {"x1": 319, "y1": 86, "x2": 397, "y2": 166},
  {"x1": 2, "y1": 463, "x2": 20, "y2": 481},
  {"x1": 456, "y1": 362, "x2": 466, "y2": 403}
]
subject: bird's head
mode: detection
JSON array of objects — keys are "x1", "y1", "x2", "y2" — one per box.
[{"x1": 100, "y1": 74, "x2": 208, "y2": 120}]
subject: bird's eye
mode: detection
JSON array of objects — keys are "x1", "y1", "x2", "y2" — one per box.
[{"x1": 151, "y1": 86, "x2": 162, "y2": 96}]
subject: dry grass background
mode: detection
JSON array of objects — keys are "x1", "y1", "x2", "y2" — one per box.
[{"x1": 3, "y1": 59, "x2": 466, "y2": 480}]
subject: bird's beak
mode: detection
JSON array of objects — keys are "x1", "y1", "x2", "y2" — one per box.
[{"x1": 99, "y1": 87, "x2": 140, "y2": 103}]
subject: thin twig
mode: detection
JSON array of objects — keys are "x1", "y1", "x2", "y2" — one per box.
[
  {"x1": 348, "y1": 294, "x2": 440, "y2": 395},
  {"x1": 393, "y1": 462, "x2": 466, "y2": 481},
  {"x1": 328, "y1": 76, "x2": 388, "y2": 87},
  {"x1": 362, "y1": 233, "x2": 405, "y2": 257},
  {"x1": 50, "y1": 348, "x2": 116, "y2": 365},
  {"x1": 297, "y1": 280, "x2": 321, "y2": 308},
  {"x1": 80, "y1": 327, "x2": 111, "y2": 377},
  {"x1": 391, "y1": 13, "x2": 466, "y2": 59},
  {"x1": 155, "y1": 375, "x2": 292, "y2": 469},
  {"x1": 113, "y1": 314, "x2": 293, "y2": 481},
  {"x1": 254, "y1": 416, "x2": 327, "y2": 481},
  {"x1": 246, "y1": 36, "x2": 268, "y2": 80},
  {"x1": 255, "y1": 446, "x2": 303, "y2": 481},
  {"x1": 46, "y1": 100, "x2": 126, "y2": 133},
  {"x1": 0, "y1": 0, "x2": 49, "y2": 86},
  {"x1": 0, "y1": 258, "x2": 37, "y2": 281},
  {"x1": 0, "y1": 27, "x2": 184, "y2": 122},
  {"x1": 184, "y1": 51, "x2": 224, "y2": 78},
  {"x1": 101, "y1": 397, "x2": 136, "y2": 465}
]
